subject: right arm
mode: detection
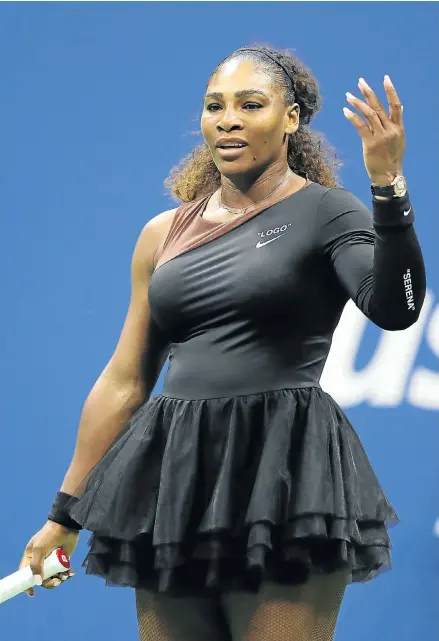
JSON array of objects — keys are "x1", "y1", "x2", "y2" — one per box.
[
  {"x1": 61, "y1": 208, "x2": 176, "y2": 494},
  {"x1": 19, "y1": 208, "x2": 177, "y2": 593}
]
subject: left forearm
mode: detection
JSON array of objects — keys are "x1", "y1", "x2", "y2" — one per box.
[{"x1": 356, "y1": 195, "x2": 426, "y2": 330}]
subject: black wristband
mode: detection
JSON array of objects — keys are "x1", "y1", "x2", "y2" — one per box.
[
  {"x1": 372, "y1": 193, "x2": 415, "y2": 228},
  {"x1": 48, "y1": 491, "x2": 82, "y2": 531}
]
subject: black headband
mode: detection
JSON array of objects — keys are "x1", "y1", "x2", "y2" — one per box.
[{"x1": 234, "y1": 47, "x2": 296, "y2": 95}]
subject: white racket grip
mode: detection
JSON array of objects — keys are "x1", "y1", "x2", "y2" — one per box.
[{"x1": 0, "y1": 548, "x2": 70, "y2": 604}]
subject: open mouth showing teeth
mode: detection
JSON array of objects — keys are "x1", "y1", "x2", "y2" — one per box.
[{"x1": 218, "y1": 144, "x2": 247, "y2": 149}]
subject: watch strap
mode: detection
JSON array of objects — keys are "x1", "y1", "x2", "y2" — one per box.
[{"x1": 370, "y1": 183, "x2": 396, "y2": 198}]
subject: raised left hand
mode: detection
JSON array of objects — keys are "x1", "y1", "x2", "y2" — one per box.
[{"x1": 343, "y1": 75, "x2": 405, "y2": 185}]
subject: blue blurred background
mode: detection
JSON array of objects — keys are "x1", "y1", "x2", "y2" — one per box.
[{"x1": 0, "y1": 2, "x2": 437, "y2": 640}]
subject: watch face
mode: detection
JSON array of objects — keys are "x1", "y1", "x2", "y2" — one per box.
[{"x1": 394, "y1": 175, "x2": 407, "y2": 197}]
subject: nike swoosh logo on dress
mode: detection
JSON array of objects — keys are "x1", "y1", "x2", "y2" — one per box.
[{"x1": 256, "y1": 234, "x2": 286, "y2": 248}]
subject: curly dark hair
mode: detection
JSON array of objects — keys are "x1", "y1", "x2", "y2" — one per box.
[{"x1": 165, "y1": 44, "x2": 341, "y2": 203}]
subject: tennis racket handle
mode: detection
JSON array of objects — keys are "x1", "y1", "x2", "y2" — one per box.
[{"x1": 0, "y1": 548, "x2": 70, "y2": 603}]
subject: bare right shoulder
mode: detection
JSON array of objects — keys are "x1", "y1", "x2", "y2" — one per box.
[
  {"x1": 144, "y1": 207, "x2": 179, "y2": 238},
  {"x1": 103, "y1": 207, "x2": 179, "y2": 388},
  {"x1": 132, "y1": 207, "x2": 179, "y2": 274}
]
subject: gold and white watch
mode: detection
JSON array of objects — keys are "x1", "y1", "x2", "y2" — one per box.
[{"x1": 371, "y1": 175, "x2": 408, "y2": 199}]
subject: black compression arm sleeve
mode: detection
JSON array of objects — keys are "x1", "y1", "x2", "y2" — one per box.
[{"x1": 317, "y1": 188, "x2": 426, "y2": 331}]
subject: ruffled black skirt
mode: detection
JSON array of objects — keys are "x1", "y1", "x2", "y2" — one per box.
[{"x1": 68, "y1": 387, "x2": 397, "y2": 594}]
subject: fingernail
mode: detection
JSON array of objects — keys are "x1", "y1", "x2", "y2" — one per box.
[
  {"x1": 384, "y1": 74, "x2": 392, "y2": 84},
  {"x1": 53, "y1": 579, "x2": 61, "y2": 587},
  {"x1": 60, "y1": 575, "x2": 68, "y2": 581},
  {"x1": 358, "y1": 78, "x2": 370, "y2": 90},
  {"x1": 343, "y1": 107, "x2": 352, "y2": 116},
  {"x1": 346, "y1": 92, "x2": 355, "y2": 100},
  {"x1": 34, "y1": 575, "x2": 42, "y2": 586}
]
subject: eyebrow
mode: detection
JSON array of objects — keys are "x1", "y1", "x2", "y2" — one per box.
[{"x1": 204, "y1": 89, "x2": 270, "y2": 101}]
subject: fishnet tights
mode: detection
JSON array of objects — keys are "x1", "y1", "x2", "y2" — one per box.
[{"x1": 136, "y1": 569, "x2": 348, "y2": 641}]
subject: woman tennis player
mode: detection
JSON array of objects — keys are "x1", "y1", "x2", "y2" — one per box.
[{"x1": 20, "y1": 44, "x2": 425, "y2": 641}]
